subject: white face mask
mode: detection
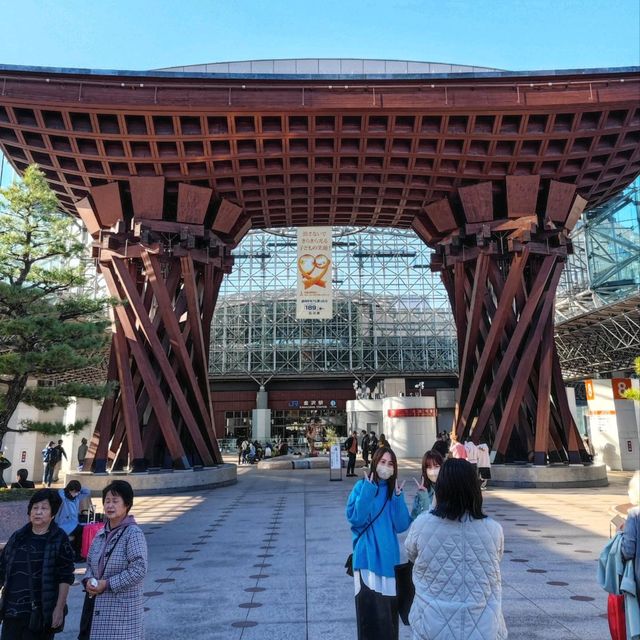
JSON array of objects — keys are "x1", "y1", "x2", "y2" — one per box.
[
  {"x1": 426, "y1": 468, "x2": 440, "y2": 483},
  {"x1": 376, "y1": 464, "x2": 394, "y2": 480}
]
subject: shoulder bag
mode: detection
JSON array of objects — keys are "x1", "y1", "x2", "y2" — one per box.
[{"x1": 345, "y1": 490, "x2": 390, "y2": 576}]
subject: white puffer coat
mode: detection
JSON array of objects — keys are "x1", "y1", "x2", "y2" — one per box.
[{"x1": 405, "y1": 513, "x2": 507, "y2": 639}]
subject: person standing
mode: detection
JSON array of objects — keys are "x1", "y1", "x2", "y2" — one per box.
[
  {"x1": 430, "y1": 433, "x2": 449, "y2": 459},
  {"x1": 77, "y1": 438, "x2": 88, "y2": 471},
  {"x1": 411, "y1": 450, "x2": 444, "y2": 519},
  {"x1": 449, "y1": 432, "x2": 467, "y2": 459},
  {"x1": 42, "y1": 442, "x2": 58, "y2": 487},
  {"x1": 52, "y1": 440, "x2": 67, "y2": 483},
  {"x1": 0, "y1": 489, "x2": 74, "y2": 639},
  {"x1": 80, "y1": 480, "x2": 148, "y2": 640},
  {"x1": 622, "y1": 471, "x2": 640, "y2": 603},
  {"x1": 345, "y1": 431, "x2": 358, "y2": 477},
  {"x1": 0, "y1": 450, "x2": 12, "y2": 488},
  {"x1": 361, "y1": 431, "x2": 371, "y2": 467},
  {"x1": 405, "y1": 459, "x2": 507, "y2": 639},
  {"x1": 368, "y1": 432, "x2": 378, "y2": 458},
  {"x1": 346, "y1": 447, "x2": 412, "y2": 639}
]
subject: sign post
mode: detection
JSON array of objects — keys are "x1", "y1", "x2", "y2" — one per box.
[{"x1": 330, "y1": 444, "x2": 342, "y2": 481}]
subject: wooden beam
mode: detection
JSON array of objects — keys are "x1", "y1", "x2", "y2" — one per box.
[
  {"x1": 101, "y1": 263, "x2": 191, "y2": 469},
  {"x1": 110, "y1": 256, "x2": 215, "y2": 466}
]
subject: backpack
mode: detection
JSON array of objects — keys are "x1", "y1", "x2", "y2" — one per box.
[
  {"x1": 45, "y1": 447, "x2": 60, "y2": 465},
  {"x1": 344, "y1": 436, "x2": 353, "y2": 451}
]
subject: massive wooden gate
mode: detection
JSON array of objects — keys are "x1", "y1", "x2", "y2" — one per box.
[{"x1": 0, "y1": 63, "x2": 638, "y2": 469}]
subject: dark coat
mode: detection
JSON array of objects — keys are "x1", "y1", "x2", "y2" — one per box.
[{"x1": 0, "y1": 522, "x2": 74, "y2": 626}]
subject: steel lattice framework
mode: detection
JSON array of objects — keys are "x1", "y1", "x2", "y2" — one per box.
[
  {"x1": 210, "y1": 227, "x2": 457, "y2": 379},
  {"x1": 555, "y1": 294, "x2": 640, "y2": 380}
]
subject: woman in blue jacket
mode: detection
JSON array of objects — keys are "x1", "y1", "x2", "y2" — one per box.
[{"x1": 346, "y1": 446, "x2": 412, "y2": 640}]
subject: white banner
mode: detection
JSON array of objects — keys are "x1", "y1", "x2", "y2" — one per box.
[{"x1": 296, "y1": 227, "x2": 333, "y2": 319}]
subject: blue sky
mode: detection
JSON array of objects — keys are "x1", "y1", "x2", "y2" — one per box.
[{"x1": 0, "y1": 0, "x2": 638, "y2": 72}]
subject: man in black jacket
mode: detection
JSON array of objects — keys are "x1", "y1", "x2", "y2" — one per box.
[
  {"x1": 360, "y1": 430, "x2": 371, "y2": 467},
  {"x1": 344, "y1": 430, "x2": 358, "y2": 477}
]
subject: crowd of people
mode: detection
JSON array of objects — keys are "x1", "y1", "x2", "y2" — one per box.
[{"x1": 0, "y1": 479, "x2": 147, "y2": 640}]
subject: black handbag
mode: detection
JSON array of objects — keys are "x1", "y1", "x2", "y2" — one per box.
[
  {"x1": 394, "y1": 561, "x2": 415, "y2": 626},
  {"x1": 345, "y1": 492, "x2": 389, "y2": 576}
]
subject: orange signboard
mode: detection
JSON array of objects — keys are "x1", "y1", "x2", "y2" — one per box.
[{"x1": 612, "y1": 378, "x2": 632, "y2": 400}]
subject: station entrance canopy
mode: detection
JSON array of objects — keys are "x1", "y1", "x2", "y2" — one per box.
[{"x1": 0, "y1": 62, "x2": 638, "y2": 469}]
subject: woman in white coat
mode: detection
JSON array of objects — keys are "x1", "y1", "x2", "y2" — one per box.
[{"x1": 405, "y1": 458, "x2": 507, "y2": 640}]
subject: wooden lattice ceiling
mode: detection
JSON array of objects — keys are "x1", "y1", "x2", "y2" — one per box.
[{"x1": 0, "y1": 65, "x2": 639, "y2": 230}]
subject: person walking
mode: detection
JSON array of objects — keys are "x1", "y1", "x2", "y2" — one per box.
[
  {"x1": 41, "y1": 442, "x2": 59, "y2": 487},
  {"x1": 361, "y1": 431, "x2": 371, "y2": 467},
  {"x1": 345, "y1": 430, "x2": 358, "y2": 477},
  {"x1": 405, "y1": 458, "x2": 507, "y2": 639},
  {"x1": 0, "y1": 489, "x2": 74, "y2": 639},
  {"x1": 80, "y1": 480, "x2": 148, "y2": 640},
  {"x1": 411, "y1": 450, "x2": 444, "y2": 519},
  {"x1": 346, "y1": 447, "x2": 412, "y2": 639},
  {"x1": 77, "y1": 438, "x2": 88, "y2": 471}
]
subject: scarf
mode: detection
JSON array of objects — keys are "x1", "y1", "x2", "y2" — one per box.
[{"x1": 96, "y1": 514, "x2": 137, "y2": 578}]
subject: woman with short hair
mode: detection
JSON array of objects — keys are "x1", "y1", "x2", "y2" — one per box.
[
  {"x1": 79, "y1": 480, "x2": 147, "y2": 640},
  {"x1": 405, "y1": 458, "x2": 507, "y2": 639},
  {"x1": 10, "y1": 469, "x2": 35, "y2": 489},
  {"x1": 0, "y1": 488, "x2": 74, "y2": 639}
]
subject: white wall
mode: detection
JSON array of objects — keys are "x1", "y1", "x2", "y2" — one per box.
[
  {"x1": 382, "y1": 396, "x2": 437, "y2": 458},
  {"x1": 586, "y1": 378, "x2": 640, "y2": 471},
  {"x1": 3, "y1": 397, "x2": 100, "y2": 485}
]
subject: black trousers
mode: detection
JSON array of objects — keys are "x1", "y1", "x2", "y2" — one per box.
[
  {"x1": 68, "y1": 524, "x2": 84, "y2": 559},
  {"x1": 0, "y1": 616, "x2": 54, "y2": 640},
  {"x1": 347, "y1": 452, "x2": 356, "y2": 475},
  {"x1": 355, "y1": 575, "x2": 399, "y2": 640}
]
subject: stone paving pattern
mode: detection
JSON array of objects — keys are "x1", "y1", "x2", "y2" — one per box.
[{"x1": 53, "y1": 460, "x2": 631, "y2": 640}]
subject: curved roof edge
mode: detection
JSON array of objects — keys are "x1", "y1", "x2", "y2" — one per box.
[
  {"x1": 157, "y1": 58, "x2": 504, "y2": 75},
  {"x1": 0, "y1": 62, "x2": 638, "y2": 82}
]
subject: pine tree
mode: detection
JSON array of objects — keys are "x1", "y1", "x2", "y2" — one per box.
[{"x1": 0, "y1": 165, "x2": 111, "y2": 444}]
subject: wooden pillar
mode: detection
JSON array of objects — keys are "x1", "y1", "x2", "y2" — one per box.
[
  {"x1": 77, "y1": 179, "x2": 248, "y2": 471},
  {"x1": 413, "y1": 177, "x2": 588, "y2": 464}
]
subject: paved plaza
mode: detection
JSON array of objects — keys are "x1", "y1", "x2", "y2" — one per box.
[{"x1": 55, "y1": 461, "x2": 631, "y2": 640}]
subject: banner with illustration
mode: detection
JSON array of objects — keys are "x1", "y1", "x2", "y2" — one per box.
[{"x1": 296, "y1": 227, "x2": 333, "y2": 319}]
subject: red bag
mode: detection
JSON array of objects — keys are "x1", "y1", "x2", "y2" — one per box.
[
  {"x1": 607, "y1": 593, "x2": 627, "y2": 640},
  {"x1": 81, "y1": 523, "x2": 104, "y2": 559}
]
